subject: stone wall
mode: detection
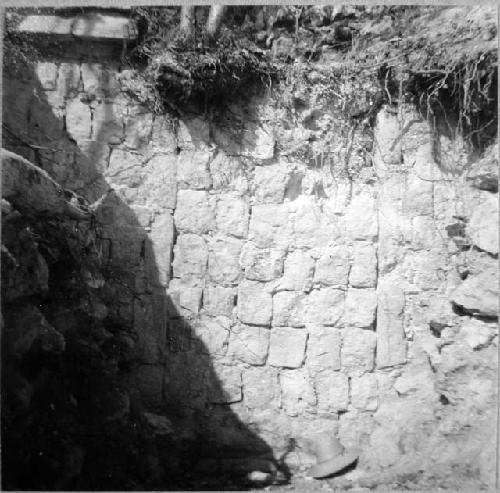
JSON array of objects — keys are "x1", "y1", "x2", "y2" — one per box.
[{"x1": 3, "y1": 45, "x2": 498, "y2": 489}]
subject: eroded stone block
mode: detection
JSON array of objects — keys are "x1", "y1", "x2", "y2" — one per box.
[
  {"x1": 242, "y1": 367, "x2": 280, "y2": 409},
  {"x1": 268, "y1": 327, "x2": 307, "y2": 368},
  {"x1": 280, "y1": 368, "x2": 316, "y2": 416},
  {"x1": 172, "y1": 234, "x2": 208, "y2": 285},
  {"x1": 228, "y1": 324, "x2": 270, "y2": 366},
  {"x1": 177, "y1": 150, "x2": 212, "y2": 190},
  {"x1": 174, "y1": 190, "x2": 215, "y2": 234},
  {"x1": 208, "y1": 236, "x2": 243, "y2": 285},
  {"x1": 272, "y1": 291, "x2": 306, "y2": 328},
  {"x1": 342, "y1": 328, "x2": 376, "y2": 375},
  {"x1": 307, "y1": 326, "x2": 341, "y2": 373},
  {"x1": 314, "y1": 245, "x2": 349, "y2": 287},
  {"x1": 241, "y1": 244, "x2": 286, "y2": 282},
  {"x1": 351, "y1": 373, "x2": 378, "y2": 411},
  {"x1": 304, "y1": 288, "x2": 344, "y2": 326},
  {"x1": 350, "y1": 242, "x2": 377, "y2": 288},
  {"x1": 216, "y1": 194, "x2": 249, "y2": 238},
  {"x1": 314, "y1": 371, "x2": 349, "y2": 413},
  {"x1": 254, "y1": 163, "x2": 288, "y2": 203},
  {"x1": 203, "y1": 286, "x2": 235, "y2": 317},
  {"x1": 237, "y1": 281, "x2": 272, "y2": 326},
  {"x1": 278, "y1": 250, "x2": 315, "y2": 292},
  {"x1": 345, "y1": 288, "x2": 377, "y2": 328}
]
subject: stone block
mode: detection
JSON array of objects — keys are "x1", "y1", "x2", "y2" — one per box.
[
  {"x1": 241, "y1": 244, "x2": 286, "y2": 282},
  {"x1": 242, "y1": 367, "x2": 280, "y2": 409},
  {"x1": 278, "y1": 250, "x2": 315, "y2": 292},
  {"x1": 342, "y1": 328, "x2": 376, "y2": 375},
  {"x1": 35, "y1": 61, "x2": 58, "y2": 90},
  {"x1": 192, "y1": 315, "x2": 230, "y2": 357},
  {"x1": 124, "y1": 110, "x2": 153, "y2": 149},
  {"x1": 151, "y1": 116, "x2": 177, "y2": 151},
  {"x1": 216, "y1": 194, "x2": 249, "y2": 238},
  {"x1": 209, "y1": 151, "x2": 249, "y2": 193},
  {"x1": 272, "y1": 291, "x2": 306, "y2": 327},
  {"x1": 248, "y1": 204, "x2": 291, "y2": 248},
  {"x1": 307, "y1": 326, "x2": 341, "y2": 373},
  {"x1": 177, "y1": 117, "x2": 211, "y2": 150},
  {"x1": 351, "y1": 373, "x2": 378, "y2": 411},
  {"x1": 254, "y1": 163, "x2": 288, "y2": 203},
  {"x1": 451, "y1": 266, "x2": 498, "y2": 318},
  {"x1": 459, "y1": 318, "x2": 496, "y2": 350},
  {"x1": 350, "y1": 242, "x2": 377, "y2": 288},
  {"x1": 402, "y1": 173, "x2": 434, "y2": 216},
  {"x1": 91, "y1": 101, "x2": 125, "y2": 143},
  {"x1": 141, "y1": 154, "x2": 177, "y2": 210},
  {"x1": 467, "y1": 192, "x2": 499, "y2": 255},
  {"x1": 134, "y1": 293, "x2": 167, "y2": 363},
  {"x1": 244, "y1": 123, "x2": 275, "y2": 160},
  {"x1": 228, "y1": 324, "x2": 270, "y2": 366},
  {"x1": 314, "y1": 371, "x2": 349, "y2": 413},
  {"x1": 172, "y1": 234, "x2": 208, "y2": 285},
  {"x1": 280, "y1": 368, "x2": 316, "y2": 416},
  {"x1": 65, "y1": 99, "x2": 91, "y2": 142},
  {"x1": 291, "y1": 196, "x2": 341, "y2": 249},
  {"x1": 209, "y1": 364, "x2": 242, "y2": 404},
  {"x1": 237, "y1": 281, "x2": 273, "y2": 326},
  {"x1": 57, "y1": 62, "x2": 82, "y2": 96},
  {"x1": 345, "y1": 191, "x2": 378, "y2": 241},
  {"x1": 304, "y1": 288, "x2": 344, "y2": 326},
  {"x1": 147, "y1": 212, "x2": 174, "y2": 287},
  {"x1": 208, "y1": 236, "x2": 243, "y2": 285},
  {"x1": 203, "y1": 286, "x2": 235, "y2": 317},
  {"x1": 314, "y1": 245, "x2": 349, "y2": 287},
  {"x1": 268, "y1": 327, "x2": 307, "y2": 368},
  {"x1": 167, "y1": 280, "x2": 203, "y2": 315},
  {"x1": 345, "y1": 288, "x2": 377, "y2": 328},
  {"x1": 106, "y1": 148, "x2": 144, "y2": 188},
  {"x1": 376, "y1": 282, "x2": 406, "y2": 368},
  {"x1": 174, "y1": 190, "x2": 215, "y2": 234},
  {"x1": 177, "y1": 150, "x2": 212, "y2": 190}
]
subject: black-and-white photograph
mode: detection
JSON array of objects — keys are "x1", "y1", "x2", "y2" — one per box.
[{"x1": 1, "y1": 4, "x2": 498, "y2": 491}]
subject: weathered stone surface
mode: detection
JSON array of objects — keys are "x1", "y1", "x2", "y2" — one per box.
[
  {"x1": 254, "y1": 163, "x2": 288, "y2": 203},
  {"x1": 280, "y1": 368, "x2": 316, "y2": 416},
  {"x1": 393, "y1": 357, "x2": 436, "y2": 396},
  {"x1": 350, "y1": 242, "x2": 377, "y2": 288},
  {"x1": 345, "y1": 191, "x2": 378, "y2": 241},
  {"x1": 91, "y1": 101, "x2": 124, "y2": 143},
  {"x1": 177, "y1": 117, "x2": 211, "y2": 150},
  {"x1": 272, "y1": 292, "x2": 306, "y2": 327},
  {"x1": 65, "y1": 99, "x2": 92, "y2": 142},
  {"x1": 278, "y1": 250, "x2": 315, "y2": 292},
  {"x1": 174, "y1": 190, "x2": 215, "y2": 234},
  {"x1": 57, "y1": 62, "x2": 82, "y2": 96},
  {"x1": 411, "y1": 215, "x2": 443, "y2": 250},
  {"x1": 143, "y1": 412, "x2": 173, "y2": 436},
  {"x1": 35, "y1": 61, "x2": 58, "y2": 90},
  {"x1": 172, "y1": 234, "x2": 208, "y2": 284},
  {"x1": 291, "y1": 196, "x2": 341, "y2": 248},
  {"x1": 177, "y1": 150, "x2": 212, "y2": 190},
  {"x1": 467, "y1": 192, "x2": 499, "y2": 255},
  {"x1": 403, "y1": 174, "x2": 434, "y2": 216},
  {"x1": 351, "y1": 373, "x2": 378, "y2": 411},
  {"x1": 148, "y1": 212, "x2": 174, "y2": 287},
  {"x1": 345, "y1": 288, "x2": 377, "y2": 328},
  {"x1": 245, "y1": 124, "x2": 275, "y2": 160},
  {"x1": 216, "y1": 194, "x2": 249, "y2": 238},
  {"x1": 242, "y1": 367, "x2": 280, "y2": 409},
  {"x1": 451, "y1": 267, "x2": 498, "y2": 318},
  {"x1": 124, "y1": 110, "x2": 153, "y2": 149},
  {"x1": 203, "y1": 286, "x2": 235, "y2": 317},
  {"x1": 304, "y1": 288, "x2": 344, "y2": 326},
  {"x1": 466, "y1": 144, "x2": 498, "y2": 192},
  {"x1": 192, "y1": 316, "x2": 230, "y2": 356},
  {"x1": 459, "y1": 318, "x2": 497, "y2": 350},
  {"x1": 209, "y1": 364, "x2": 242, "y2": 404},
  {"x1": 228, "y1": 324, "x2": 270, "y2": 366},
  {"x1": 307, "y1": 326, "x2": 341, "y2": 373},
  {"x1": 376, "y1": 283, "x2": 406, "y2": 368},
  {"x1": 107, "y1": 148, "x2": 144, "y2": 188},
  {"x1": 314, "y1": 245, "x2": 349, "y2": 286},
  {"x1": 314, "y1": 371, "x2": 349, "y2": 413},
  {"x1": 342, "y1": 328, "x2": 377, "y2": 375},
  {"x1": 237, "y1": 281, "x2": 273, "y2": 326},
  {"x1": 168, "y1": 280, "x2": 203, "y2": 315},
  {"x1": 268, "y1": 327, "x2": 307, "y2": 368},
  {"x1": 141, "y1": 153, "x2": 177, "y2": 210},
  {"x1": 248, "y1": 204, "x2": 291, "y2": 248},
  {"x1": 209, "y1": 151, "x2": 249, "y2": 193},
  {"x1": 373, "y1": 107, "x2": 402, "y2": 171},
  {"x1": 240, "y1": 244, "x2": 286, "y2": 282},
  {"x1": 208, "y1": 236, "x2": 243, "y2": 285}
]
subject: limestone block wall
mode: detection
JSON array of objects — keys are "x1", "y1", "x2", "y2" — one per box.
[{"x1": 4, "y1": 54, "x2": 498, "y2": 488}]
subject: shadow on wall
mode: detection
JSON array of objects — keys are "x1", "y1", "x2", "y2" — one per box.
[{"x1": 1, "y1": 44, "x2": 288, "y2": 490}]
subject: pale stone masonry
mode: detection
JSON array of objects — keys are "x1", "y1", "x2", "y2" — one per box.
[{"x1": 4, "y1": 47, "x2": 498, "y2": 486}]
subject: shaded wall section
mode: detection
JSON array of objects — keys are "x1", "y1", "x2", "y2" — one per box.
[{"x1": 2, "y1": 38, "x2": 285, "y2": 491}]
